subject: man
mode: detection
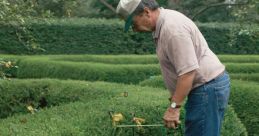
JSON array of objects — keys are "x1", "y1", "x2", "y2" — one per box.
[{"x1": 116, "y1": 0, "x2": 230, "y2": 136}]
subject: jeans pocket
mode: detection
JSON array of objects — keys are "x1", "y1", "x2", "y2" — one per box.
[
  {"x1": 185, "y1": 92, "x2": 207, "y2": 109},
  {"x1": 214, "y1": 82, "x2": 230, "y2": 110}
]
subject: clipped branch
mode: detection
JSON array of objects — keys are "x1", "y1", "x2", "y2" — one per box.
[
  {"x1": 99, "y1": 0, "x2": 116, "y2": 13},
  {"x1": 192, "y1": 0, "x2": 250, "y2": 20}
]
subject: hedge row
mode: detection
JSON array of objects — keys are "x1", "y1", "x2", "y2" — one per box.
[
  {"x1": 51, "y1": 55, "x2": 259, "y2": 64},
  {"x1": 140, "y1": 73, "x2": 259, "y2": 88},
  {"x1": 2, "y1": 55, "x2": 259, "y2": 65},
  {"x1": 14, "y1": 58, "x2": 259, "y2": 83},
  {"x1": 50, "y1": 54, "x2": 159, "y2": 64},
  {"x1": 1, "y1": 55, "x2": 259, "y2": 84},
  {"x1": 229, "y1": 80, "x2": 259, "y2": 136},
  {"x1": 16, "y1": 58, "x2": 160, "y2": 84},
  {"x1": 0, "y1": 79, "x2": 247, "y2": 136},
  {"x1": 139, "y1": 76, "x2": 259, "y2": 136},
  {"x1": 0, "y1": 18, "x2": 258, "y2": 54}
]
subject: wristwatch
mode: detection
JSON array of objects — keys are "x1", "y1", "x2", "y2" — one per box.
[{"x1": 170, "y1": 101, "x2": 181, "y2": 109}]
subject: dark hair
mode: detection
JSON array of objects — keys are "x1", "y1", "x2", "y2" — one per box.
[{"x1": 133, "y1": 0, "x2": 160, "y2": 15}]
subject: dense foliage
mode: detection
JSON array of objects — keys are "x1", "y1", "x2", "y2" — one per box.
[{"x1": 0, "y1": 19, "x2": 258, "y2": 55}]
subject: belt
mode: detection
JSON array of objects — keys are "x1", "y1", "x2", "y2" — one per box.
[
  {"x1": 215, "y1": 70, "x2": 225, "y2": 79},
  {"x1": 191, "y1": 70, "x2": 226, "y2": 93},
  {"x1": 207, "y1": 70, "x2": 225, "y2": 84}
]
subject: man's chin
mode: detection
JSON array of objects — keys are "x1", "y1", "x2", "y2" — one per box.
[{"x1": 134, "y1": 29, "x2": 152, "y2": 33}]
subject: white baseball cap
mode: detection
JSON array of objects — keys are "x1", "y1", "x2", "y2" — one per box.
[{"x1": 116, "y1": 0, "x2": 141, "y2": 32}]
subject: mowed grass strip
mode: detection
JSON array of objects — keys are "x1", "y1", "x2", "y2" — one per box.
[{"x1": 0, "y1": 79, "x2": 247, "y2": 136}]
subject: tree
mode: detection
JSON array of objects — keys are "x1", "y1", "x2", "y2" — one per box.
[
  {"x1": 0, "y1": 0, "x2": 50, "y2": 52},
  {"x1": 231, "y1": 0, "x2": 259, "y2": 23},
  {"x1": 0, "y1": 0, "x2": 51, "y2": 79}
]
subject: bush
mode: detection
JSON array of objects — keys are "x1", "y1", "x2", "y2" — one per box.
[
  {"x1": 16, "y1": 58, "x2": 160, "y2": 84},
  {"x1": 218, "y1": 55, "x2": 259, "y2": 63},
  {"x1": 231, "y1": 29, "x2": 259, "y2": 54},
  {"x1": 230, "y1": 73, "x2": 259, "y2": 82},
  {"x1": 50, "y1": 54, "x2": 159, "y2": 64},
  {"x1": 0, "y1": 19, "x2": 258, "y2": 55},
  {"x1": 16, "y1": 59, "x2": 259, "y2": 82},
  {"x1": 0, "y1": 79, "x2": 115, "y2": 118},
  {"x1": 1, "y1": 55, "x2": 258, "y2": 83},
  {"x1": 225, "y1": 63, "x2": 259, "y2": 73},
  {"x1": 0, "y1": 79, "x2": 247, "y2": 136},
  {"x1": 52, "y1": 54, "x2": 259, "y2": 64},
  {"x1": 2, "y1": 54, "x2": 259, "y2": 64},
  {"x1": 229, "y1": 80, "x2": 259, "y2": 136}
]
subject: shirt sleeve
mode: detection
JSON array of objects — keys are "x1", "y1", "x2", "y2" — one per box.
[{"x1": 166, "y1": 34, "x2": 199, "y2": 76}]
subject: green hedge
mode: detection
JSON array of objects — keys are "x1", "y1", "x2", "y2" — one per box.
[
  {"x1": 218, "y1": 55, "x2": 259, "y2": 63},
  {"x1": 15, "y1": 59, "x2": 259, "y2": 83},
  {"x1": 50, "y1": 54, "x2": 159, "y2": 64},
  {"x1": 230, "y1": 80, "x2": 259, "y2": 136},
  {"x1": 140, "y1": 74, "x2": 259, "y2": 87},
  {"x1": 225, "y1": 63, "x2": 259, "y2": 73},
  {"x1": 0, "y1": 79, "x2": 247, "y2": 136},
  {"x1": 139, "y1": 75, "x2": 165, "y2": 89},
  {"x1": 230, "y1": 73, "x2": 259, "y2": 82},
  {"x1": 2, "y1": 54, "x2": 259, "y2": 64},
  {"x1": 52, "y1": 55, "x2": 259, "y2": 64},
  {"x1": 197, "y1": 23, "x2": 259, "y2": 54},
  {"x1": 0, "y1": 55, "x2": 257, "y2": 84},
  {"x1": 139, "y1": 77, "x2": 259, "y2": 136},
  {"x1": 2, "y1": 55, "x2": 259, "y2": 84},
  {"x1": 0, "y1": 19, "x2": 258, "y2": 55},
  {"x1": 16, "y1": 58, "x2": 160, "y2": 84}
]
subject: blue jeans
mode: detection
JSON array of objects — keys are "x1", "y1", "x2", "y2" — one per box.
[{"x1": 185, "y1": 71, "x2": 230, "y2": 136}]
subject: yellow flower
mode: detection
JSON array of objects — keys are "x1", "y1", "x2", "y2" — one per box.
[
  {"x1": 133, "y1": 117, "x2": 145, "y2": 129},
  {"x1": 4, "y1": 61, "x2": 12, "y2": 68},
  {"x1": 112, "y1": 113, "x2": 124, "y2": 126},
  {"x1": 27, "y1": 105, "x2": 35, "y2": 114},
  {"x1": 120, "y1": 92, "x2": 128, "y2": 97}
]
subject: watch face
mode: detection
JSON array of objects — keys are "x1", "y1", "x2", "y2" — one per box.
[{"x1": 171, "y1": 102, "x2": 176, "y2": 108}]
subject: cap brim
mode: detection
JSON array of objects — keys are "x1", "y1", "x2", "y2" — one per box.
[{"x1": 124, "y1": 14, "x2": 134, "y2": 32}]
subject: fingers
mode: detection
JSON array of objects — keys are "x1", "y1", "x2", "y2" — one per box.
[
  {"x1": 164, "y1": 120, "x2": 181, "y2": 129},
  {"x1": 169, "y1": 121, "x2": 176, "y2": 129}
]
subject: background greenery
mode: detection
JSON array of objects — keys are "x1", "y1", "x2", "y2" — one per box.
[
  {"x1": 0, "y1": 79, "x2": 247, "y2": 136},
  {"x1": 0, "y1": 0, "x2": 258, "y2": 135},
  {"x1": 1, "y1": 54, "x2": 259, "y2": 135},
  {"x1": 0, "y1": 19, "x2": 258, "y2": 55}
]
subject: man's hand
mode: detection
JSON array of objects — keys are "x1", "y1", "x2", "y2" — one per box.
[{"x1": 163, "y1": 107, "x2": 181, "y2": 129}]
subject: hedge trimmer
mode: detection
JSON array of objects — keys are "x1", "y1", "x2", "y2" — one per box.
[{"x1": 109, "y1": 111, "x2": 183, "y2": 136}]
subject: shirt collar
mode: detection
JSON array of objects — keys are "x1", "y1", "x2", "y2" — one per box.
[{"x1": 153, "y1": 7, "x2": 165, "y2": 39}]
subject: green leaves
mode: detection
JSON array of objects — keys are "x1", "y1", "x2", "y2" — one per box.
[
  {"x1": 0, "y1": 18, "x2": 258, "y2": 54},
  {"x1": 0, "y1": 79, "x2": 247, "y2": 136},
  {"x1": 231, "y1": 0, "x2": 259, "y2": 23}
]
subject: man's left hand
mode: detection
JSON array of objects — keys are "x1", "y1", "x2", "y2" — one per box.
[{"x1": 163, "y1": 107, "x2": 181, "y2": 129}]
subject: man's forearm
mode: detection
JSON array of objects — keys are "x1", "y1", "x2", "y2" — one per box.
[{"x1": 171, "y1": 70, "x2": 196, "y2": 105}]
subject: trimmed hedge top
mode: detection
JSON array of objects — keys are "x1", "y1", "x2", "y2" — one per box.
[
  {"x1": 0, "y1": 79, "x2": 247, "y2": 136},
  {"x1": 0, "y1": 18, "x2": 258, "y2": 54}
]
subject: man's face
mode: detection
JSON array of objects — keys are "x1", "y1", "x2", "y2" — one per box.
[{"x1": 132, "y1": 10, "x2": 153, "y2": 32}]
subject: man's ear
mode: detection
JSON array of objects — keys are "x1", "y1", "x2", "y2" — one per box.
[{"x1": 143, "y1": 7, "x2": 151, "y2": 17}]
